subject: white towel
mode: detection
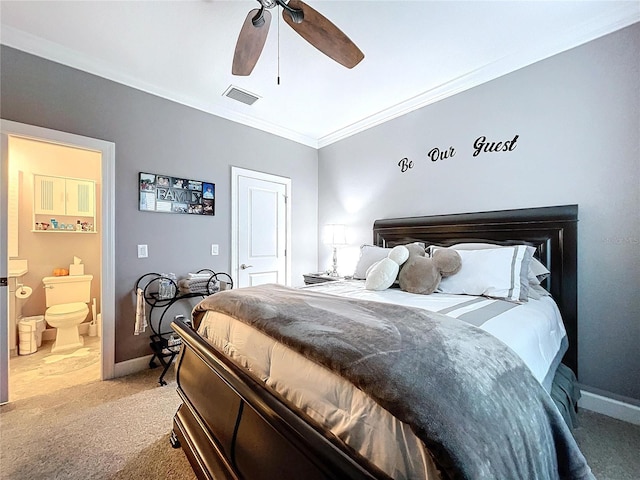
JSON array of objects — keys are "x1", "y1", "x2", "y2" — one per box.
[
  {"x1": 178, "y1": 276, "x2": 217, "y2": 294},
  {"x1": 134, "y1": 287, "x2": 147, "y2": 335},
  {"x1": 188, "y1": 273, "x2": 213, "y2": 279}
]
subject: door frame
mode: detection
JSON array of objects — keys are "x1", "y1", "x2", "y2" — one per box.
[
  {"x1": 231, "y1": 167, "x2": 291, "y2": 287},
  {"x1": 0, "y1": 120, "x2": 115, "y2": 404}
]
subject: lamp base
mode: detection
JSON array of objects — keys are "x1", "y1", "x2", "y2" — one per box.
[{"x1": 328, "y1": 246, "x2": 339, "y2": 276}]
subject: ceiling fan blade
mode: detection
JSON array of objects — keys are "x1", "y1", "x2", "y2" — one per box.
[
  {"x1": 232, "y1": 8, "x2": 272, "y2": 76},
  {"x1": 282, "y1": 0, "x2": 364, "y2": 69}
]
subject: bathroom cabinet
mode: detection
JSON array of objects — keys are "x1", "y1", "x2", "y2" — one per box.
[{"x1": 33, "y1": 174, "x2": 96, "y2": 232}]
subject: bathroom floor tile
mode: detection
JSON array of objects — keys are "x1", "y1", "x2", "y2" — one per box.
[{"x1": 9, "y1": 335, "x2": 101, "y2": 401}]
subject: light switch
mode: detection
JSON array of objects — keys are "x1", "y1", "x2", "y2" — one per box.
[
  {"x1": 137, "y1": 244, "x2": 148, "y2": 258},
  {"x1": 211, "y1": 244, "x2": 219, "y2": 256}
]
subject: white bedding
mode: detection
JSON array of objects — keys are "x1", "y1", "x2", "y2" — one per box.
[
  {"x1": 303, "y1": 280, "x2": 567, "y2": 391},
  {"x1": 197, "y1": 281, "x2": 568, "y2": 480}
]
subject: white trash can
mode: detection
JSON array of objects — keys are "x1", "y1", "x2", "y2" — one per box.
[
  {"x1": 34, "y1": 316, "x2": 45, "y2": 347},
  {"x1": 18, "y1": 315, "x2": 45, "y2": 355}
]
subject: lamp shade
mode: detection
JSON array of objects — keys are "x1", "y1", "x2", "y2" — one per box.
[{"x1": 324, "y1": 224, "x2": 347, "y2": 245}]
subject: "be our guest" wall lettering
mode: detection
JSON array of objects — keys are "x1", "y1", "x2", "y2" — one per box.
[{"x1": 397, "y1": 134, "x2": 519, "y2": 172}]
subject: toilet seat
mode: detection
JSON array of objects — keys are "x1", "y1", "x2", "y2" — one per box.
[{"x1": 45, "y1": 302, "x2": 89, "y2": 319}]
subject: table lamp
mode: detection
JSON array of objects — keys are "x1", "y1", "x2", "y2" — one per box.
[{"x1": 324, "y1": 224, "x2": 347, "y2": 276}]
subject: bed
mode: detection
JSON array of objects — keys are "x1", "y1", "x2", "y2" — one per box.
[{"x1": 170, "y1": 205, "x2": 591, "y2": 480}]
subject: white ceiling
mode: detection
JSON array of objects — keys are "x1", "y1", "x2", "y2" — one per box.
[{"x1": 1, "y1": 1, "x2": 638, "y2": 148}]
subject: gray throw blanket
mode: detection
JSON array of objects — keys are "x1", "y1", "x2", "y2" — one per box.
[{"x1": 193, "y1": 284, "x2": 594, "y2": 480}]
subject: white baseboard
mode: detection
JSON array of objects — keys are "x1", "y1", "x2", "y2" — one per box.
[
  {"x1": 579, "y1": 390, "x2": 640, "y2": 425},
  {"x1": 114, "y1": 354, "x2": 154, "y2": 378}
]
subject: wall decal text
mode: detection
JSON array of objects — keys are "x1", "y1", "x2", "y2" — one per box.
[
  {"x1": 398, "y1": 157, "x2": 414, "y2": 172},
  {"x1": 473, "y1": 135, "x2": 519, "y2": 157},
  {"x1": 428, "y1": 146, "x2": 456, "y2": 162},
  {"x1": 397, "y1": 134, "x2": 520, "y2": 172}
]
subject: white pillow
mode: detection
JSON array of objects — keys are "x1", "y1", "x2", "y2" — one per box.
[
  {"x1": 432, "y1": 242, "x2": 549, "y2": 286},
  {"x1": 364, "y1": 245, "x2": 410, "y2": 290},
  {"x1": 388, "y1": 245, "x2": 410, "y2": 265},
  {"x1": 365, "y1": 259, "x2": 383, "y2": 278},
  {"x1": 437, "y1": 245, "x2": 532, "y2": 302},
  {"x1": 354, "y1": 243, "x2": 424, "y2": 280},
  {"x1": 353, "y1": 245, "x2": 391, "y2": 279},
  {"x1": 365, "y1": 258, "x2": 400, "y2": 291},
  {"x1": 528, "y1": 283, "x2": 551, "y2": 300},
  {"x1": 529, "y1": 257, "x2": 550, "y2": 282}
]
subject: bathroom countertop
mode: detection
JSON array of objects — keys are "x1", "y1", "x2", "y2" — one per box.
[
  {"x1": 9, "y1": 267, "x2": 28, "y2": 277},
  {"x1": 8, "y1": 259, "x2": 28, "y2": 277}
]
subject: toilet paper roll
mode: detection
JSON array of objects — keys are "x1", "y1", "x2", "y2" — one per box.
[{"x1": 15, "y1": 286, "x2": 32, "y2": 299}]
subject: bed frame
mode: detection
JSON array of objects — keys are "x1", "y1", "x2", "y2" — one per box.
[{"x1": 170, "y1": 205, "x2": 578, "y2": 480}]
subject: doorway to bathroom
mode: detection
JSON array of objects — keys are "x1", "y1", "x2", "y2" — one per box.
[{"x1": 0, "y1": 120, "x2": 115, "y2": 404}]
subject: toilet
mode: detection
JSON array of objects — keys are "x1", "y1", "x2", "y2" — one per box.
[{"x1": 43, "y1": 274, "x2": 93, "y2": 353}]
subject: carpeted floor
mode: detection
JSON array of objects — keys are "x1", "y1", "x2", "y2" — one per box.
[
  {"x1": 1, "y1": 366, "x2": 638, "y2": 480},
  {"x1": 573, "y1": 409, "x2": 640, "y2": 480},
  {"x1": 0, "y1": 368, "x2": 195, "y2": 480}
]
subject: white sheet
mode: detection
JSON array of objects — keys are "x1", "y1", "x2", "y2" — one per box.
[
  {"x1": 197, "y1": 281, "x2": 568, "y2": 480},
  {"x1": 303, "y1": 280, "x2": 567, "y2": 391}
]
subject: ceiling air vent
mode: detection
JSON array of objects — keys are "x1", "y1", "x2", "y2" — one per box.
[{"x1": 223, "y1": 85, "x2": 260, "y2": 106}]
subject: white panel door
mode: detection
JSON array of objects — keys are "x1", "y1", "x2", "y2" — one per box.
[
  {"x1": 238, "y1": 176, "x2": 286, "y2": 287},
  {"x1": 233, "y1": 168, "x2": 290, "y2": 288}
]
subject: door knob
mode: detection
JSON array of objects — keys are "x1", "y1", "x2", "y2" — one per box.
[{"x1": 240, "y1": 264, "x2": 253, "y2": 270}]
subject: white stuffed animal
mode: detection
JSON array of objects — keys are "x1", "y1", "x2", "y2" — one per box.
[{"x1": 365, "y1": 245, "x2": 410, "y2": 291}]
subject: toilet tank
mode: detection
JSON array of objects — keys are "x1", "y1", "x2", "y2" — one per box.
[{"x1": 42, "y1": 274, "x2": 93, "y2": 307}]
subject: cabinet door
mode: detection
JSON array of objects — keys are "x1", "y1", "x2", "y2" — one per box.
[
  {"x1": 34, "y1": 175, "x2": 66, "y2": 215},
  {"x1": 66, "y1": 179, "x2": 95, "y2": 216}
]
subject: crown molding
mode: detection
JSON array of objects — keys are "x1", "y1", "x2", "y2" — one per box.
[
  {"x1": 3, "y1": 3, "x2": 638, "y2": 151},
  {"x1": 317, "y1": 5, "x2": 640, "y2": 148},
  {"x1": 0, "y1": 25, "x2": 319, "y2": 149}
]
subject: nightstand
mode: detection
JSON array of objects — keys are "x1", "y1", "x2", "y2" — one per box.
[{"x1": 303, "y1": 273, "x2": 342, "y2": 285}]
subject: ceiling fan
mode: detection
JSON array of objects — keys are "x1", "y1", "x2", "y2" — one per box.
[{"x1": 232, "y1": 0, "x2": 364, "y2": 76}]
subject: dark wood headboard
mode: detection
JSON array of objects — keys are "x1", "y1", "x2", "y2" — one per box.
[{"x1": 373, "y1": 205, "x2": 579, "y2": 376}]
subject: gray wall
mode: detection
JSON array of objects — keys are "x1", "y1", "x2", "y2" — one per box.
[
  {"x1": 318, "y1": 24, "x2": 640, "y2": 401},
  {"x1": 1, "y1": 46, "x2": 319, "y2": 362}
]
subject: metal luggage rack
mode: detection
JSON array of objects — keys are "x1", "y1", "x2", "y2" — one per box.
[{"x1": 134, "y1": 269, "x2": 233, "y2": 385}]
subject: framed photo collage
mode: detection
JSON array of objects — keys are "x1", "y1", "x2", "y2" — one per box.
[{"x1": 139, "y1": 172, "x2": 215, "y2": 216}]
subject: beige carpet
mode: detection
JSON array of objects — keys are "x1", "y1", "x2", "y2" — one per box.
[
  {"x1": 0, "y1": 368, "x2": 195, "y2": 480},
  {"x1": 573, "y1": 409, "x2": 640, "y2": 480},
  {"x1": 1, "y1": 364, "x2": 639, "y2": 480}
]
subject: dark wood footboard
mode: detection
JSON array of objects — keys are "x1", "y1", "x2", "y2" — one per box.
[{"x1": 170, "y1": 319, "x2": 387, "y2": 480}]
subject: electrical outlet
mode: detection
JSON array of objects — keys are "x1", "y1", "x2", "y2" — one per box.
[
  {"x1": 137, "y1": 244, "x2": 148, "y2": 258},
  {"x1": 211, "y1": 244, "x2": 219, "y2": 256}
]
